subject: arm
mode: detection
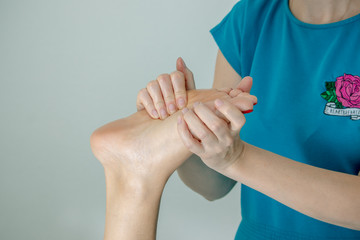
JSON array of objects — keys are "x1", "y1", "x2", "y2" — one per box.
[
  {"x1": 90, "y1": 88, "x2": 256, "y2": 240},
  {"x1": 177, "y1": 50, "x2": 244, "y2": 200},
  {"x1": 177, "y1": 88, "x2": 360, "y2": 230},
  {"x1": 221, "y1": 143, "x2": 360, "y2": 230},
  {"x1": 179, "y1": 96, "x2": 360, "y2": 230}
]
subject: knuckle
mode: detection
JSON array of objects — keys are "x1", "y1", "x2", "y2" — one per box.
[
  {"x1": 157, "y1": 74, "x2": 170, "y2": 83},
  {"x1": 154, "y1": 101, "x2": 165, "y2": 108},
  {"x1": 174, "y1": 89, "x2": 187, "y2": 96},
  {"x1": 170, "y1": 70, "x2": 185, "y2": 80},
  {"x1": 147, "y1": 80, "x2": 158, "y2": 88},
  {"x1": 235, "y1": 118, "x2": 246, "y2": 131},
  {"x1": 233, "y1": 126, "x2": 241, "y2": 132},
  {"x1": 224, "y1": 136, "x2": 234, "y2": 146},
  {"x1": 221, "y1": 106, "x2": 232, "y2": 116},
  {"x1": 138, "y1": 88, "x2": 148, "y2": 97},
  {"x1": 230, "y1": 89, "x2": 242, "y2": 97},
  {"x1": 211, "y1": 120, "x2": 226, "y2": 132},
  {"x1": 143, "y1": 101, "x2": 153, "y2": 108},
  {"x1": 198, "y1": 130, "x2": 209, "y2": 140},
  {"x1": 182, "y1": 111, "x2": 189, "y2": 119},
  {"x1": 163, "y1": 95, "x2": 175, "y2": 102}
]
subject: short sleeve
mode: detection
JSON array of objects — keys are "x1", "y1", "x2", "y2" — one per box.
[{"x1": 210, "y1": 1, "x2": 245, "y2": 77}]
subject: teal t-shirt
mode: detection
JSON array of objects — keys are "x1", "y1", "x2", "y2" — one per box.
[{"x1": 210, "y1": 0, "x2": 360, "y2": 239}]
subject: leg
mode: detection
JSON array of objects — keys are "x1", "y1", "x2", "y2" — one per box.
[{"x1": 90, "y1": 88, "x2": 255, "y2": 240}]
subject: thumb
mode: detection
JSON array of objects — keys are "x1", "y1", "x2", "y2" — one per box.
[
  {"x1": 176, "y1": 57, "x2": 196, "y2": 90},
  {"x1": 235, "y1": 76, "x2": 253, "y2": 93}
]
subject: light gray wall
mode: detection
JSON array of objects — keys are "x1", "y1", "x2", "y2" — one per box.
[{"x1": 0, "y1": 0, "x2": 241, "y2": 239}]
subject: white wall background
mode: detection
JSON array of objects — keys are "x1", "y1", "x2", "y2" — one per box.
[{"x1": 0, "y1": 0, "x2": 241, "y2": 239}]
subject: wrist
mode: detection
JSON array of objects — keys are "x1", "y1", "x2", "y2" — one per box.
[{"x1": 217, "y1": 140, "x2": 248, "y2": 181}]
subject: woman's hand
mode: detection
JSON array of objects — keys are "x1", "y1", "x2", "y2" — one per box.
[
  {"x1": 136, "y1": 57, "x2": 196, "y2": 119},
  {"x1": 177, "y1": 77, "x2": 256, "y2": 172}
]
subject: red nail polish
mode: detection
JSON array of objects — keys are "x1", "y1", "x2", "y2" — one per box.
[
  {"x1": 253, "y1": 102, "x2": 257, "y2": 106},
  {"x1": 243, "y1": 109, "x2": 253, "y2": 114}
]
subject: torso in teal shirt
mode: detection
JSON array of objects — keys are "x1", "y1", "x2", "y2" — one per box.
[{"x1": 210, "y1": 0, "x2": 360, "y2": 239}]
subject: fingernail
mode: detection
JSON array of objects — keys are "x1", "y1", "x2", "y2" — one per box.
[
  {"x1": 152, "y1": 110, "x2": 159, "y2": 118},
  {"x1": 178, "y1": 98, "x2": 185, "y2": 108},
  {"x1": 243, "y1": 109, "x2": 253, "y2": 114},
  {"x1": 169, "y1": 103, "x2": 176, "y2": 114},
  {"x1": 253, "y1": 102, "x2": 257, "y2": 106},
  {"x1": 182, "y1": 107, "x2": 189, "y2": 114},
  {"x1": 160, "y1": 108, "x2": 167, "y2": 118},
  {"x1": 214, "y1": 99, "x2": 223, "y2": 107},
  {"x1": 177, "y1": 116, "x2": 182, "y2": 124}
]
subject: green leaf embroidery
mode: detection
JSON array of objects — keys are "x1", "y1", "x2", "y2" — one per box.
[
  {"x1": 325, "y1": 81, "x2": 335, "y2": 91},
  {"x1": 320, "y1": 92, "x2": 328, "y2": 100},
  {"x1": 335, "y1": 99, "x2": 345, "y2": 109},
  {"x1": 320, "y1": 89, "x2": 337, "y2": 102},
  {"x1": 321, "y1": 81, "x2": 345, "y2": 109}
]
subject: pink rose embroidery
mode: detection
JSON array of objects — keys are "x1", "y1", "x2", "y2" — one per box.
[{"x1": 335, "y1": 74, "x2": 360, "y2": 108}]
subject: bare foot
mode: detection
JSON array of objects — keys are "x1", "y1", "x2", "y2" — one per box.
[{"x1": 90, "y1": 88, "x2": 256, "y2": 184}]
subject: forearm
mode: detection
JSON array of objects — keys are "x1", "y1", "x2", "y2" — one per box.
[
  {"x1": 177, "y1": 154, "x2": 237, "y2": 201},
  {"x1": 223, "y1": 142, "x2": 360, "y2": 230},
  {"x1": 103, "y1": 169, "x2": 166, "y2": 240}
]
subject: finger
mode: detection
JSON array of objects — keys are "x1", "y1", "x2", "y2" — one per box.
[
  {"x1": 229, "y1": 91, "x2": 258, "y2": 105},
  {"x1": 200, "y1": 102, "x2": 230, "y2": 124},
  {"x1": 229, "y1": 89, "x2": 257, "y2": 105},
  {"x1": 214, "y1": 99, "x2": 246, "y2": 133},
  {"x1": 218, "y1": 87, "x2": 233, "y2": 94},
  {"x1": 192, "y1": 102, "x2": 233, "y2": 146},
  {"x1": 146, "y1": 80, "x2": 168, "y2": 119},
  {"x1": 241, "y1": 92, "x2": 258, "y2": 105},
  {"x1": 157, "y1": 74, "x2": 177, "y2": 114},
  {"x1": 229, "y1": 89, "x2": 242, "y2": 98},
  {"x1": 136, "y1": 90, "x2": 145, "y2": 111},
  {"x1": 177, "y1": 114, "x2": 204, "y2": 155},
  {"x1": 136, "y1": 88, "x2": 160, "y2": 119},
  {"x1": 229, "y1": 95, "x2": 255, "y2": 113},
  {"x1": 182, "y1": 107, "x2": 217, "y2": 144},
  {"x1": 234, "y1": 76, "x2": 253, "y2": 93},
  {"x1": 176, "y1": 57, "x2": 196, "y2": 90},
  {"x1": 170, "y1": 71, "x2": 187, "y2": 109}
]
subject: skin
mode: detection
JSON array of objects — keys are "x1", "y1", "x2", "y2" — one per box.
[
  {"x1": 136, "y1": 0, "x2": 360, "y2": 231},
  {"x1": 176, "y1": 0, "x2": 360, "y2": 231},
  {"x1": 176, "y1": 52, "x2": 245, "y2": 200},
  {"x1": 91, "y1": 88, "x2": 256, "y2": 240},
  {"x1": 138, "y1": 54, "x2": 243, "y2": 201},
  {"x1": 92, "y1": 0, "x2": 360, "y2": 239},
  {"x1": 289, "y1": 0, "x2": 360, "y2": 24},
  {"x1": 136, "y1": 54, "x2": 360, "y2": 232},
  {"x1": 136, "y1": 57, "x2": 196, "y2": 119}
]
